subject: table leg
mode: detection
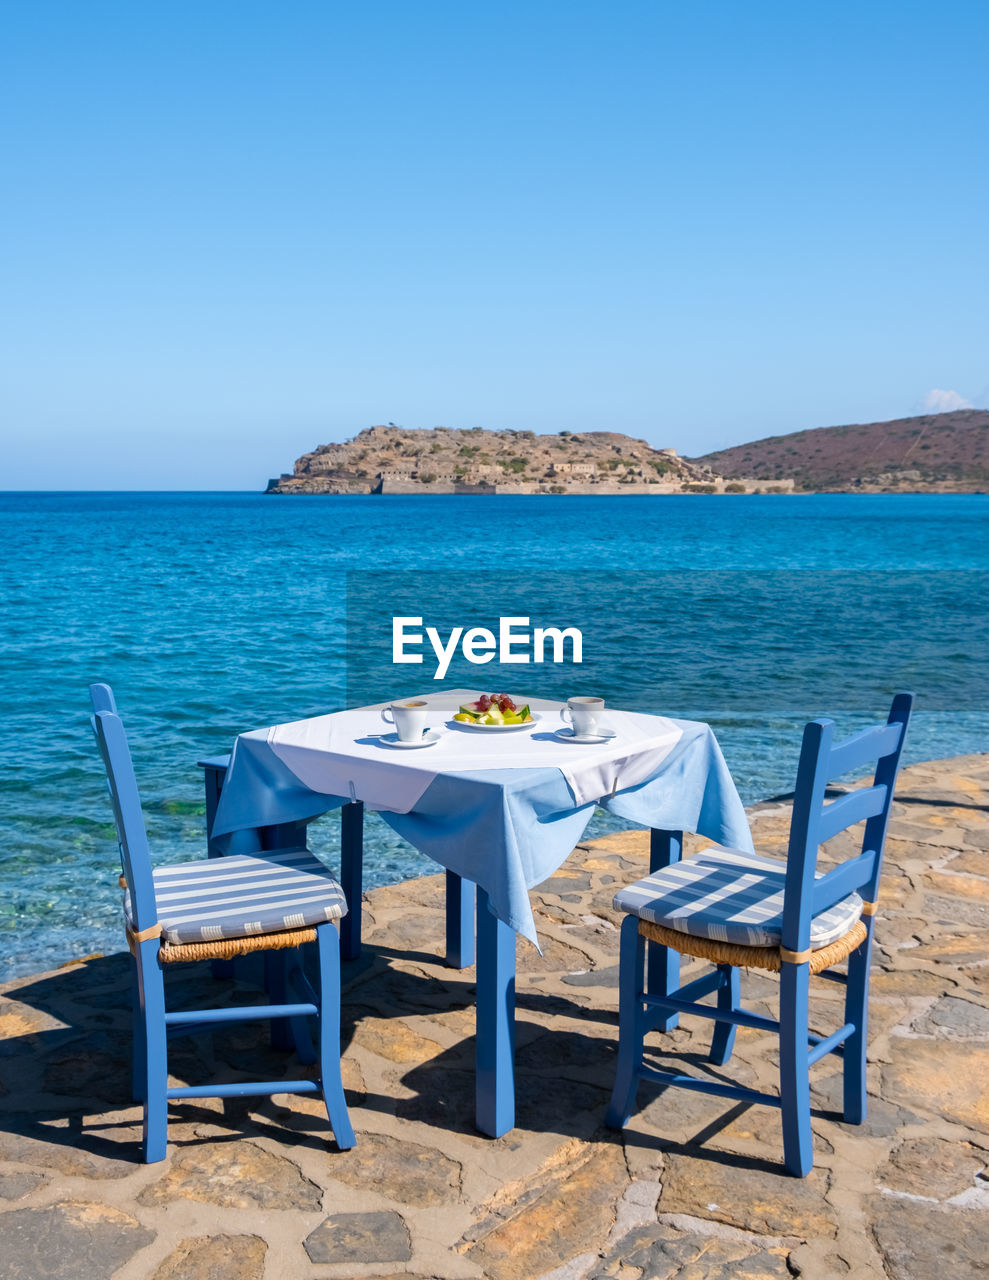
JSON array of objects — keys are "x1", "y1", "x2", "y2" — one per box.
[
  {"x1": 340, "y1": 801, "x2": 364, "y2": 961},
  {"x1": 445, "y1": 872, "x2": 476, "y2": 968},
  {"x1": 200, "y1": 756, "x2": 265, "y2": 855},
  {"x1": 200, "y1": 759, "x2": 234, "y2": 976},
  {"x1": 475, "y1": 888, "x2": 516, "y2": 1138},
  {"x1": 649, "y1": 829, "x2": 683, "y2": 1032},
  {"x1": 261, "y1": 819, "x2": 310, "y2": 851},
  {"x1": 201, "y1": 762, "x2": 229, "y2": 859}
]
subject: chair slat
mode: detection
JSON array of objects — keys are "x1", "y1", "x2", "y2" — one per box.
[
  {"x1": 167, "y1": 1080, "x2": 321, "y2": 1099},
  {"x1": 807, "y1": 1022, "x2": 855, "y2": 1066},
  {"x1": 637, "y1": 1066, "x2": 781, "y2": 1109},
  {"x1": 163, "y1": 1003, "x2": 317, "y2": 1025},
  {"x1": 812, "y1": 851, "x2": 878, "y2": 915},
  {"x1": 827, "y1": 723, "x2": 903, "y2": 780},
  {"x1": 643, "y1": 992, "x2": 781, "y2": 1034},
  {"x1": 817, "y1": 785, "x2": 887, "y2": 843}
]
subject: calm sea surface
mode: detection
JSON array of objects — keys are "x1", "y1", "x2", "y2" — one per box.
[{"x1": 2, "y1": 492, "x2": 986, "y2": 977}]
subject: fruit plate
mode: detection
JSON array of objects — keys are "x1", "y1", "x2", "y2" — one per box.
[{"x1": 447, "y1": 712, "x2": 541, "y2": 732}]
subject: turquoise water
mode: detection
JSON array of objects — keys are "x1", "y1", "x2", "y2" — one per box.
[{"x1": 2, "y1": 492, "x2": 986, "y2": 977}]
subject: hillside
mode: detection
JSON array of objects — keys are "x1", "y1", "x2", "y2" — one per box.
[
  {"x1": 692, "y1": 409, "x2": 989, "y2": 492},
  {"x1": 265, "y1": 425, "x2": 775, "y2": 495}
]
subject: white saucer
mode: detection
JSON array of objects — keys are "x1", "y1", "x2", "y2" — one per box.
[
  {"x1": 377, "y1": 729, "x2": 442, "y2": 749},
  {"x1": 553, "y1": 727, "x2": 616, "y2": 745}
]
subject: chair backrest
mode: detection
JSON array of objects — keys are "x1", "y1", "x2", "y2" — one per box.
[
  {"x1": 89, "y1": 682, "x2": 118, "y2": 714},
  {"x1": 90, "y1": 709, "x2": 159, "y2": 935},
  {"x1": 782, "y1": 692, "x2": 913, "y2": 952}
]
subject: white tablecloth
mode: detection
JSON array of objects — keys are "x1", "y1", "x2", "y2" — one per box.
[{"x1": 268, "y1": 694, "x2": 684, "y2": 813}]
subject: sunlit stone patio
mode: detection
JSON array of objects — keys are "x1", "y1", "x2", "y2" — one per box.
[{"x1": 1, "y1": 755, "x2": 987, "y2": 1279}]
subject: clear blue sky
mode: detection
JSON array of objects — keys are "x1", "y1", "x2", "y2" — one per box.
[{"x1": 2, "y1": 0, "x2": 987, "y2": 489}]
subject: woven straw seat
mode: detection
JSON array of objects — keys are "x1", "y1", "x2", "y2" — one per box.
[
  {"x1": 128, "y1": 923, "x2": 318, "y2": 964},
  {"x1": 638, "y1": 916, "x2": 869, "y2": 975}
]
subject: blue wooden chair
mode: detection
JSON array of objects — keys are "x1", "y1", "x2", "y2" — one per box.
[
  {"x1": 606, "y1": 693, "x2": 913, "y2": 1176},
  {"x1": 89, "y1": 701, "x2": 355, "y2": 1162}
]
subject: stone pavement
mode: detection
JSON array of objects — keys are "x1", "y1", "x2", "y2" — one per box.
[{"x1": 0, "y1": 755, "x2": 987, "y2": 1280}]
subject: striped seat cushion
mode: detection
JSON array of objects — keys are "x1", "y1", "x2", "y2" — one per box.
[
  {"x1": 124, "y1": 848, "x2": 347, "y2": 946},
  {"x1": 613, "y1": 846, "x2": 863, "y2": 949}
]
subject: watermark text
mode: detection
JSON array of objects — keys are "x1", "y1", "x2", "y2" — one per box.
[{"x1": 392, "y1": 616, "x2": 583, "y2": 679}]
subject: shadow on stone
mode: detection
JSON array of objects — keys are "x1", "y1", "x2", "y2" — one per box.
[{"x1": 0, "y1": 952, "x2": 361, "y2": 1166}]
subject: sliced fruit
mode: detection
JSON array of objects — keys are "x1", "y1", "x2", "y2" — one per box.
[{"x1": 456, "y1": 696, "x2": 533, "y2": 725}]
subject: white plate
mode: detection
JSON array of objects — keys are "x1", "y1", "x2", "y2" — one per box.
[
  {"x1": 377, "y1": 729, "x2": 443, "y2": 749},
  {"x1": 553, "y1": 727, "x2": 616, "y2": 745},
  {"x1": 448, "y1": 712, "x2": 542, "y2": 732}
]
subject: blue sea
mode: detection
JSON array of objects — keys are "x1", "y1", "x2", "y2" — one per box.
[{"x1": 2, "y1": 492, "x2": 987, "y2": 978}]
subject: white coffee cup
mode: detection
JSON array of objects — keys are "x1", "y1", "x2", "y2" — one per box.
[
  {"x1": 381, "y1": 700, "x2": 429, "y2": 742},
  {"x1": 560, "y1": 696, "x2": 605, "y2": 737}
]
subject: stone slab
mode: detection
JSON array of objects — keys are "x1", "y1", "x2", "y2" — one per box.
[
  {"x1": 150, "y1": 1234, "x2": 267, "y2": 1280},
  {"x1": 137, "y1": 1142, "x2": 322, "y2": 1211},
  {"x1": 464, "y1": 1140, "x2": 630, "y2": 1280},
  {"x1": 590, "y1": 1223, "x2": 793, "y2": 1279},
  {"x1": 877, "y1": 1135, "x2": 986, "y2": 1201},
  {"x1": 882, "y1": 1038, "x2": 989, "y2": 1133},
  {"x1": 872, "y1": 1198, "x2": 989, "y2": 1280},
  {"x1": 323, "y1": 1130, "x2": 462, "y2": 1206},
  {"x1": 659, "y1": 1155, "x2": 838, "y2": 1239},
  {"x1": 304, "y1": 1210, "x2": 412, "y2": 1264},
  {"x1": 1, "y1": 1201, "x2": 155, "y2": 1280}
]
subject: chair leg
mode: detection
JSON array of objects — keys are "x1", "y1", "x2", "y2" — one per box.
[
  {"x1": 137, "y1": 940, "x2": 169, "y2": 1163},
  {"x1": 315, "y1": 924, "x2": 355, "y2": 1150},
  {"x1": 645, "y1": 939, "x2": 680, "y2": 1032},
  {"x1": 285, "y1": 947, "x2": 317, "y2": 1066},
  {"x1": 265, "y1": 951, "x2": 293, "y2": 1050},
  {"x1": 710, "y1": 964, "x2": 740, "y2": 1066},
  {"x1": 131, "y1": 960, "x2": 146, "y2": 1102},
  {"x1": 264, "y1": 950, "x2": 317, "y2": 1062},
  {"x1": 647, "y1": 829, "x2": 681, "y2": 1031},
  {"x1": 842, "y1": 923, "x2": 874, "y2": 1124},
  {"x1": 779, "y1": 960, "x2": 813, "y2": 1177},
  {"x1": 606, "y1": 915, "x2": 647, "y2": 1129}
]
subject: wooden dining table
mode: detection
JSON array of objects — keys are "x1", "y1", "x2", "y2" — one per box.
[{"x1": 201, "y1": 690, "x2": 753, "y2": 1137}]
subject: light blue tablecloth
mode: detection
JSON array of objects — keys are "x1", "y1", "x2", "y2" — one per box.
[{"x1": 212, "y1": 716, "x2": 753, "y2": 945}]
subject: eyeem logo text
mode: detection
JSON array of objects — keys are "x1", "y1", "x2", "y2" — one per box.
[{"x1": 393, "y1": 616, "x2": 583, "y2": 680}]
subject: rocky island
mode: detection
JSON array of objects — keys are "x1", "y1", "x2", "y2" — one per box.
[{"x1": 265, "y1": 425, "x2": 786, "y2": 496}]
